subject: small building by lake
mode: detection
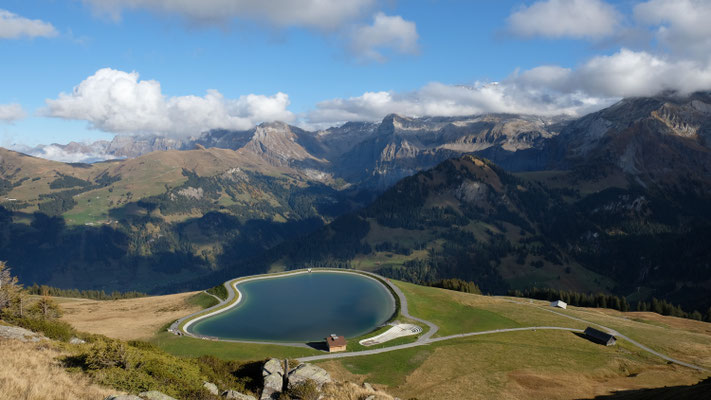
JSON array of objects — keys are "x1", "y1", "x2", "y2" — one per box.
[
  {"x1": 583, "y1": 327, "x2": 616, "y2": 346},
  {"x1": 325, "y1": 334, "x2": 347, "y2": 352}
]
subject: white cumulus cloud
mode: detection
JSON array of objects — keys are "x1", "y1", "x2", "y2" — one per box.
[
  {"x1": 82, "y1": 0, "x2": 376, "y2": 30},
  {"x1": 43, "y1": 68, "x2": 294, "y2": 137},
  {"x1": 0, "y1": 103, "x2": 26, "y2": 123},
  {"x1": 351, "y1": 13, "x2": 419, "y2": 61},
  {"x1": 507, "y1": 0, "x2": 621, "y2": 39},
  {"x1": 634, "y1": 0, "x2": 711, "y2": 62},
  {"x1": 0, "y1": 9, "x2": 58, "y2": 39}
]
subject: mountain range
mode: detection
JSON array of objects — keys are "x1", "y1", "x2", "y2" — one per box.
[{"x1": 1, "y1": 91, "x2": 710, "y2": 313}]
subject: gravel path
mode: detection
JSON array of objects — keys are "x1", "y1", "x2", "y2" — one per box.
[{"x1": 297, "y1": 326, "x2": 582, "y2": 362}]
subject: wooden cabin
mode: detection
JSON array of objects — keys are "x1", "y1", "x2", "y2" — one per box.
[
  {"x1": 325, "y1": 334, "x2": 347, "y2": 352},
  {"x1": 583, "y1": 327, "x2": 616, "y2": 346}
]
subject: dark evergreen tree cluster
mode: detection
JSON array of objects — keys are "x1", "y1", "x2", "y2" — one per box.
[
  {"x1": 26, "y1": 284, "x2": 147, "y2": 300},
  {"x1": 428, "y1": 278, "x2": 481, "y2": 294},
  {"x1": 508, "y1": 287, "x2": 631, "y2": 312},
  {"x1": 636, "y1": 297, "x2": 707, "y2": 321}
]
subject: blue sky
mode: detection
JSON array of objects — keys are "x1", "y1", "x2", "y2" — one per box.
[{"x1": 1, "y1": 0, "x2": 710, "y2": 150}]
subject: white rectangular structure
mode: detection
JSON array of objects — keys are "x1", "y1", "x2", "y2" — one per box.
[{"x1": 551, "y1": 300, "x2": 567, "y2": 309}]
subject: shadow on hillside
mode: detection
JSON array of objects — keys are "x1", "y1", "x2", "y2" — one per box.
[
  {"x1": 576, "y1": 377, "x2": 711, "y2": 400},
  {"x1": 305, "y1": 341, "x2": 329, "y2": 352}
]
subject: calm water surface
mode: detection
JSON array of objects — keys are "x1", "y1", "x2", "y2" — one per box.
[{"x1": 190, "y1": 272, "x2": 395, "y2": 342}]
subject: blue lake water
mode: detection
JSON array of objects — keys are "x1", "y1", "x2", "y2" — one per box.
[{"x1": 189, "y1": 272, "x2": 395, "y2": 342}]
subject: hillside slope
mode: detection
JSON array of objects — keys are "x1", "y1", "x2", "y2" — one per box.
[
  {"x1": 0, "y1": 146, "x2": 353, "y2": 292},
  {"x1": 245, "y1": 154, "x2": 711, "y2": 314}
]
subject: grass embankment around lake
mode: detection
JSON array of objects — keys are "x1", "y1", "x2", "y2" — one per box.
[
  {"x1": 186, "y1": 292, "x2": 220, "y2": 309},
  {"x1": 150, "y1": 331, "x2": 321, "y2": 361}
]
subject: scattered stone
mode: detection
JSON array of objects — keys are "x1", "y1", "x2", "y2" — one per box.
[
  {"x1": 287, "y1": 363, "x2": 331, "y2": 389},
  {"x1": 104, "y1": 396, "x2": 142, "y2": 400},
  {"x1": 138, "y1": 391, "x2": 178, "y2": 400},
  {"x1": 69, "y1": 337, "x2": 86, "y2": 344},
  {"x1": 363, "y1": 382, "x2": 374, "y2": 392},
  {"x1": 261, "y1": 358, "x2": 284, "y2": 400},
  {"x1": 0, "y1": 325, "x2": 45, "y2": 342},
  {"x1": 222, "y1": 389, "x2": 257, "y2": 400},
  {"x1": 203, "y1": 382, "x2": 219, "y2": 396}
]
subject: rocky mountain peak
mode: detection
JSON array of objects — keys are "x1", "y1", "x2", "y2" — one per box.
[{"x1": 244, "y1": 121, "x2": 323, "y2": 167}]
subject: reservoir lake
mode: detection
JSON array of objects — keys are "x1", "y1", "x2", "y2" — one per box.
[{"x1": 189, "y1": 271, "x2": 395, "y2": 342}]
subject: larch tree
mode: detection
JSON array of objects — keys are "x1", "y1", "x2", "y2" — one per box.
[{"x1": 0, "y1": 261, "x2": 23, "y2": 315}]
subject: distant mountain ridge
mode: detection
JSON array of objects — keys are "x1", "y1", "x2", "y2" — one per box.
[
  {"x1": 19, "y1": 113, "x2": 568, "y2": 188},
  {"x1": 23, "y1": 91, "x2": 711, "y2": 193}
]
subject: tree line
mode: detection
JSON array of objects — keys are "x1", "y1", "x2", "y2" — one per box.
[
  {"x1": 25, "y1": 283, "x2": 147, "y2": 300},
  {"x1": 508, "y1": 287, "x2": 711, "y2": 322},
  {"x1": 428, "y1": 278, "x2": 481, "y2": 294}
]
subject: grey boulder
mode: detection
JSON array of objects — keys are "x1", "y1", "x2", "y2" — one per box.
[
  {"x1": 261, "y1": 358, "x2": 285, "y2": 400},
  {"x1": 287, "y1": 363, "x2": 331, "y2": 389},
  {"x1": 203, "y1": 381, "x2": 219, "y2": 395},
  {"x1": 138, "y1": 391, "x2": 177, "y2": 400},
  {"x1": 222, "y1": 389, "x2": 257, "y2": 400}
]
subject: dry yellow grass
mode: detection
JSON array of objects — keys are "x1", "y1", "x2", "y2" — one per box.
[
  {"x1": 390, "y1": 332, "x2": 706, "y2": 400},
  {"x1": 321, "y1": 381, "x2": 394, "y2": 400},
  {"x1": 0, "y1": 339, "x2": 116, "y2": 400},
  {"x1": 59, "y1": 291, "x2": 201, "y2": 340}
]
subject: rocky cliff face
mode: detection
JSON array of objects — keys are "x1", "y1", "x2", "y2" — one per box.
[{"x1": 551, "y1": 92, "x2": 711, "y2": 192}]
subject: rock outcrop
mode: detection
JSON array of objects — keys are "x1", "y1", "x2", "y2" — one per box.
[
  {"x1": 261, "y1": 358, "x2": 285, "y2": 400},
  {"x1": 0, "y1": 325, "x2": 45, "y2": 342},
  {"x1": 203, "y1": 382, "x2": 219, "y2": 396},
  {"x1": 222, "y1": 389, "x2": 257, "y2": 400},
  {"x1": 286, "y1": 363, "x2": 331, "y2": 389},
  {"x1": 137, "y1": 391, "x2": 177, "y2": 400}
]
